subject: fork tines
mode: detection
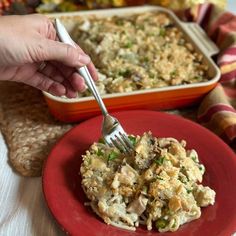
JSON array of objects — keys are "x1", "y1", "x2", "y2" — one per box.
[{"x1": 105, "y1": 127, "x2": 134, "y2": 155}]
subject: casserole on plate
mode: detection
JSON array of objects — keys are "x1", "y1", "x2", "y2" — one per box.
[{"x1": 43, "y1": 6, "x2": 220, "y2": 122}]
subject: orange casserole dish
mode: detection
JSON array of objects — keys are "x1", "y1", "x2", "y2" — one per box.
[{"x1": 43, "y1": 6, "x2": 221, "y2": 122}]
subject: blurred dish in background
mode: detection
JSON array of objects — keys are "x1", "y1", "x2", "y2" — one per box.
[
  {"x1": 73, "y1": 11, "x2": 210, "y2": 95},
  {"x1": 0, "y1": 0, "x2": 227, "y2": 14},
  {"x1": 148, "y1": 0, "x2": 227, "y2": 10},
  {"x1": 43, "y1": 6, "x2": 220, "y2": 122}
]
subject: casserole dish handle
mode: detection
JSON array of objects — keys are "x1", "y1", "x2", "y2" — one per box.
[{"x1": 182, "y1": 22, "x2": 219, "y2": 57}]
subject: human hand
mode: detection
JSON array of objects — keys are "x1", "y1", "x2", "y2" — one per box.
[{"x1": 0, "y1": 14, "x2": 98, "y2": 98}]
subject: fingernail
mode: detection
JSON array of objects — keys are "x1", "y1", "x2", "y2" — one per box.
[{"x1": 79, "y1": 54, "x2": 90, "y2": 65}]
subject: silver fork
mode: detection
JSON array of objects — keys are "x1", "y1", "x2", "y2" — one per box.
[{"x1": 55, "y1": 18, "x2": 134, "y2": 154}]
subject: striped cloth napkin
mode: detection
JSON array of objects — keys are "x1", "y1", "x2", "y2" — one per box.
[{"x1": 182, "y1": 3, "x2": 236, "y2": 146}]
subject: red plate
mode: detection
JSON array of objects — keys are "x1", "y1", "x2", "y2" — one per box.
[{"x1": 42, "y1": 110, "x2": 236, "y2": 236}]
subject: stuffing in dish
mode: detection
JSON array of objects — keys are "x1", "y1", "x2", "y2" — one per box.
[
  {"x1": 80, "y1": 132, "x2": 216, "y2": 232},
  {"x1": 73, "y1": 12, "x2": 209, "y2": 97}
]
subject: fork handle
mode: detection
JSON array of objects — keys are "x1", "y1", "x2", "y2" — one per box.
[
  {"x1": 54, "y1": 18, "x2": 108, "y2": 116},
  {"x1": 78, "y1": 66, "x2": 108, "y2": 116}
]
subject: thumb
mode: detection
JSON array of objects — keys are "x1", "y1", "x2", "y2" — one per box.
[{"x1": 37, "y1": 39, "x2": 91, "y2": 67}]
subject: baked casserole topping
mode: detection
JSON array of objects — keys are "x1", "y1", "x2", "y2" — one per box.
[
  {"x1": 80, "y1": 132, "x2": 216, "y2": 232},
  {"x1": 73, "y1": 12, "x2": 209, "y2": 97}
]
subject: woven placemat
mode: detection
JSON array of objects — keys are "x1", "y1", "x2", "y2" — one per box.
[
  {"x1": 0, "y1": 81, "x2": 72, "y2": 177},
  {"x1": 0, "y1": 81, "x2": 198, "y2": 177}
]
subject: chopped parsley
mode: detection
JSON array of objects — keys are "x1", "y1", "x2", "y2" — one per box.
[
  {"x1": 193, "y1": 76, "x2": 203, "y2": 81},
  {"x1": 170, "y1": 70, "x2": 177, "y2": 77},
  {"x1": 115, "y1": 19, "x2": 124, "y2": 26},
  {"x1": 199, "y1": 165, "x2": 204, "y2": 171},
  {"x1": 156, "y1": 176, "x2": 164, "y2": 181},
  {"x1": 118, "y1": 69, "x2": 132, "y2": 77},
  {"x1": 136, "y1": 24, "x2": 144, "y2": 30},
  {"x1": 124, "y1": 41, "x2": 133, "y2": 48},
  {"x1": 171, "y1": 219, "x2": 177, "y2": 228},
  {"x1": 98, "y1": 137, "x2": 105, "y2": 144},
  {"x1": 107, "y1": 151, "x2": 119, "y2": 161},
  {"x1": 159, "y1": 28, "x2": 166, "y2": 37},
  {"x1": 154, "y1": 156, "x2": 165, "y2": 165},
  {"x1": 186, "y1": 189, "x2": 192, "y2": 194},
  {"x1": 178, "y1": 173, "x2": 189, "y2": 184},
  {"x1": 142, "y1": 56, "x2": 149, "y2": 63},
  {"x1": 191, "y1": 155, "x2": 197, "y2": 162},
  {"x1": 142, "y1": 185, "x2": 148, "y2": 193},
  {"x1": 97, "y1": 148, "x2": 103, "y2": 157},
  {"x1": 149, "y1": 73, "x2": 155, "y2": 78},
  {"x1": 128, "y1": 135, "x2": 137, "y2": 146}
]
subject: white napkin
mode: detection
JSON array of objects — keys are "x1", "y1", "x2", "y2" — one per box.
[{"x1": 0, "y1": 133, "x2": 64, "y2": 236}]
